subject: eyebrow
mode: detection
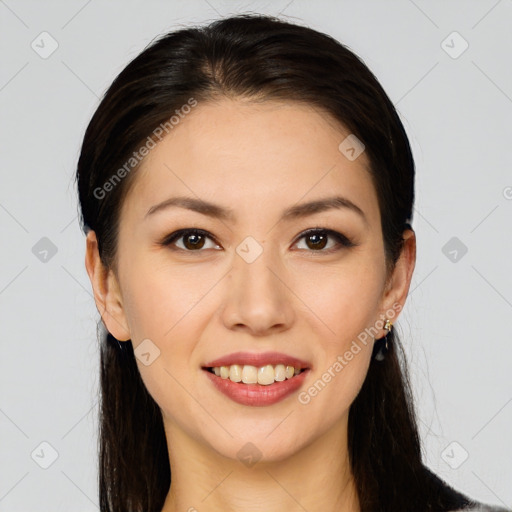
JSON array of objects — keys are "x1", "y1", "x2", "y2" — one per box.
[{"x1": 145, "y1": 195, "x2": 368, "y2": 225}]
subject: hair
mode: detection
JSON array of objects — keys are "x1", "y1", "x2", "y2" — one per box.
[{"x1": 76, "y1": 13, "x2": 472, "y2": 512}]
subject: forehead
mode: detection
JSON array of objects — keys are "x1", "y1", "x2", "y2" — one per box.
[{"x1": 121, "y1": 98, "x2": 380, "y2": 226}]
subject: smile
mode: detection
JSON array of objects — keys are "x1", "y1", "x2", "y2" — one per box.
[
  {"x1": 202, "y1": 366, "x2": 310, "y2": 407},
  {"x1": 207, "y1": 364, "x2": 305, "y2": 385}
]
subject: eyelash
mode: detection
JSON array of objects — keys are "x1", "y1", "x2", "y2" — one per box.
[{"x1": 159, "y1": 227, "x2": 356, "y2": 255}]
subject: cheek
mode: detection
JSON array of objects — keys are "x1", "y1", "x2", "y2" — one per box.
[
  {"x1": 118, "y1": 254, "x2": 215, "y2": 342},
  {"x1": 296, "y1": 256, "x2": 385, "y2": 339},
  {"x1": 292, "y1": 254, "x2": 383, "y2": 407},
  {"x1": 296, "y1": 331, "x2": 373, "y2": 439},
  {"x1": 117, "y1": 261, "x2": 209, "y2": 422}
]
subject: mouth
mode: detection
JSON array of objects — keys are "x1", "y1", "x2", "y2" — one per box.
[
  {"x1": 202, "y1": 365, "x2": 311, "y2": 407},
  {"x1": 201, "y1": 351, "x2": 312, "y2": 406},
  {"x1": 203, "y1": 364, "x2": 308, "y2": 386}
]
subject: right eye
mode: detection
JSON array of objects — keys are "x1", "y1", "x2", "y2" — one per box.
[{"x1": 160, "y1": 228, "x2": 222, "y2": 252}]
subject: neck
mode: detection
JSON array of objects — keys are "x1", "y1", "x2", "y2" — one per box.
[{"x1": 160, "y1": 414, "x2": 360, "y2": 512}]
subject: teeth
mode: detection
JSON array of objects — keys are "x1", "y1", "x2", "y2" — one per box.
[
  {"x1": 211, "y1": 363, "x2": 304, "y2": 385},
  {"x1": 258, "y1": 365, "x2": 274, "y2": 385},
  {"x1": 242, "y1": 365, "x2": 258, "y2": 384},
  {"x1": 274, "y1": 364, "x2": 286, "y2": 381},
  {"x1": 229, "y1": 364, "x2": 242, "y2": 382}
]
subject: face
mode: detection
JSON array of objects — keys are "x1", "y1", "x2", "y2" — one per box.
[{"x1": 88, "y1": 98, "x2": 414, "y2": 463}]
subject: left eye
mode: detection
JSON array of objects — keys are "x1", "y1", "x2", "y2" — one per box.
[{"x1": 294, "y1": 228, "x2": 355, "y2": 252}]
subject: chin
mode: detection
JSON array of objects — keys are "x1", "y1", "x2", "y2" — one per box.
[{"x1": 201, "y1": 424, "x2": 312, "y2": 466}]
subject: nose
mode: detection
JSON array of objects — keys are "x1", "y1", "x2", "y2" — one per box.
[{"x1": 220, "y1": 243, "x2": 295, "y2": 337}]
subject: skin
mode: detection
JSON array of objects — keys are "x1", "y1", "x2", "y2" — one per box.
[{"x1": 85, "y1": 98, "x2": 416, "y2": 512}]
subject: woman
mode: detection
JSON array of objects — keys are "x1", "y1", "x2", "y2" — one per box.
[{"x1": 76, "y1": 13, "x2": 509, "y2": 512}]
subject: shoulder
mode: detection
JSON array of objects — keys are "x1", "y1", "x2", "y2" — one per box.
[
  {"x1": 422, "y1": 465, "x2": 510, "y2": 512},
  {"x1": 451, "y1": 503, "x2": 510, "y2": 512}
]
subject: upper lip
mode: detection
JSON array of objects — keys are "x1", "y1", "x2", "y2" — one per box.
[{"x1": 203, "y1": 351, "x2": 312, "y2": 370}]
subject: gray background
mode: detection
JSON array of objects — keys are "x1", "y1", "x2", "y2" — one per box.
[{"x1": 1, "y1": 0, "x2": 511, "y2": 510}]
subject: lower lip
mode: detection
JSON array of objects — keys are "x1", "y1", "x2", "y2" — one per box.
[{"x1": 203, "y1": 368, "x2": 310, "y2": 407}]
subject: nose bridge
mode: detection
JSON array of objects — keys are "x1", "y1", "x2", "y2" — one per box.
[
  {"x1": 236, "y1": 243, "x2": 278, "y2": 295},
  {"x1": 221, "y1": 238, "x2": 293, "y2": 333}
]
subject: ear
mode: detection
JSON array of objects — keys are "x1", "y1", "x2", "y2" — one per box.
[
  {"x1": 377, "y1": 229, "x2": 416, "y2": 335},
  {"x1": 84, "y1": 230, "x2": 131, "y2": 341}
]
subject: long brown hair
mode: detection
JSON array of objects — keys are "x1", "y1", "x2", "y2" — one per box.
[{"x1": 76, "y1": 14, "x2": 471, "y2": 511}]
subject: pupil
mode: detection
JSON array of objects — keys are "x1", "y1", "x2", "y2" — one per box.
[
  {"x1": 185, "y1": 233, "x2": 204, "y2": 250},
  {"x1": 308, "y1": 233, "x2": 327, "y2": 250}
]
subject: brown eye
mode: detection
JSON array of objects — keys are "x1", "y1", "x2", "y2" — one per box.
[
  {"x1": 305, "y1": 232, "x2": 328, "y2": 250},
  {"x1": 161, "y1": 229, "x2": 221, "y2": 252},
  {"x1": 295, "y1": 228, "x2": 355, "y2": 253},
  {"x1": 182, "y1": 232, "x2": 206, "y2": 250}
]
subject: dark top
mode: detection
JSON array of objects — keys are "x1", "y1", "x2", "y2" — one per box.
[
  {"x1": 453, "y1": 504, "x2": 510, "y2": 511},
  {"x1": 426, "y1": 466, "x2": 510, "y2": 512}
]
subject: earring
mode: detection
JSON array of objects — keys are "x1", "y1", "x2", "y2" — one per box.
[{"x1": 372, "y1": 318, "x2": 393, "y2": 361}]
